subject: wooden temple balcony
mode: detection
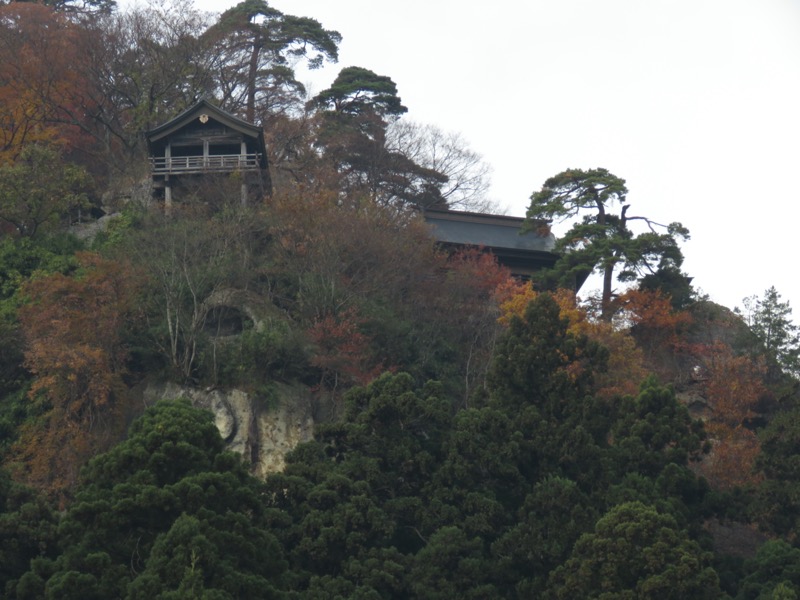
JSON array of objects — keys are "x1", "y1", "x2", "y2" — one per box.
[{"x1": 150, "y1": 153, "x2": 263, "y2": 175}]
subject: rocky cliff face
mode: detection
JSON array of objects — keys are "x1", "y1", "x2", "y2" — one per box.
[{"x1": 143, "y1": 381, "x2": 315, "y2": 478}]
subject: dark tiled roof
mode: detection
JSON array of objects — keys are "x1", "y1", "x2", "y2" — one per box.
[
  {"x1": 146, "y1": 99, "x2": 262, "y2": 143},
  {"x1": 145, "y1": 99, "x2": 267, "y2": 171}
]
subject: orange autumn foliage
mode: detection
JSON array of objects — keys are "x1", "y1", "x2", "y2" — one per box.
[
  {"x1": 615, "y1": 289, "x2": 692, "y2": 352},
  {"x1": 606, "y1": 288, "x2": 695, "y2": 383},
  {"x1": 10, "y1": 253, "x2": 141, "y2": 502},
  {"x1": 0, "y1": 4, "x2": 92, "y2": 161},
  {"x1": 703, "y1": 344, "x2": 765, "y2": 430},
  {"x1": 497, "y1": 285, "x2": 647, "y2": 398},
  {"x1": 703, "y1": 428, "x2": 763, "y2": 491}
]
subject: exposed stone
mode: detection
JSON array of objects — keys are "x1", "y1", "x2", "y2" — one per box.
[
  {"x1": 675, "y1": 387, "x2": 711, "y2": 421},
  {"x1": 253, "y1": 383, "x2": 315, "y2": 477},
  {"x1": 199, "y1": 288, "x2": 282, "y2": 335},
  {"x1": 69, "y1": 213, "x2": 119, "y2": 241},
  {"x1": 143, "y1": 381, "x2": 314, "y2": 478},
  {"x1": 686, "y1": 300, "x2": 751, "y2": 349}
]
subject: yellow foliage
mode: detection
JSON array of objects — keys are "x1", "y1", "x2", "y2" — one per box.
[
  {"x1": 496, "y1": 278, "x2": 536, "y2": 327},
  {"x1": 497, "y1": 284, "x2": 646, "y2": 398}
]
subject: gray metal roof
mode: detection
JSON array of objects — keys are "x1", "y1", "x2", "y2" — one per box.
[{"x1": 423, "y1": 210, "x2": 555, "y2": 253}]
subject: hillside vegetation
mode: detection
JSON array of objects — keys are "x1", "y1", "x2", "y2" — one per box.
[{"x1": 2, "y1": 1, "x2": 800, "y2": 598}]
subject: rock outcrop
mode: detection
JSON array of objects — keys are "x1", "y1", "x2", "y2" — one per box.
[{"x1": 143, "y1": 381, "x2": 315, "y2": 478}]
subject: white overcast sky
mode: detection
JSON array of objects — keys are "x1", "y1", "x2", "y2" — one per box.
[{"x1": 140, "y1": 0, "x2": 800, "y2": 314}]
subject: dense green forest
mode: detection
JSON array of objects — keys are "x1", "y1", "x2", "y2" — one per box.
[{"x1": 3, "y1": 0, "x2": 800, "y2": 598}]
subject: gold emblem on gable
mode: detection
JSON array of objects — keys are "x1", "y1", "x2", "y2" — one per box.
[{"x1": 199, "y1": 114, "x2": 209, "y2": 124}]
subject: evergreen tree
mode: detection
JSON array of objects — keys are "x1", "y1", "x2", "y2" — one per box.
[
  {"x1": 736, "y1": 540, "x2": 800, "y2": 600},
  {"x1": 740, "y1": 286, "x2": 800, "y2": 379},
  {"x1": 546, "y1": 501, "x2": 722, "y2": 599},
  {"x1": 11, "y1": 400, "x2": 286, "y2": 599},
  {"x1": 310, "y1": 67, "x2": 448, "y2": 209},
  {"x1": 525, "y1": 168, "x2": 689, "y2": 319},
  {"x1": 754, "y1": 406, "x2": 800, "y2": 536},
  {"x1": 0, "y1": 471, "x2": 58, "y2": 597},
  {"x1": 208, "y1": 0, "x2": 341, "y2": 122},
  {"x1": 268, "y1": 295, "x2": 715, "y2": 597},
  {"x1": 266, "y1": 373, "x2": 454, "y2": 596}
]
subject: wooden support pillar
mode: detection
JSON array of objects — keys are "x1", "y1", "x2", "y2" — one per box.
[
  {"x1": 240, "y1": 141, "x2": 248, "y2": 206},
  {"x1": 165, "y1": 175, "x2": 172, "y2": 213},
  {"x1": 164, "y1": 144, "x2": 172, "y2": 212}
]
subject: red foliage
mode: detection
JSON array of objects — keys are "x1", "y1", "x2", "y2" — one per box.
[
  {"x1": 445, "y1": 247, "x2": 512, "y2": 298},
  {"x1": 307, "y1": 307, "x2": 387, "y2": 391}
]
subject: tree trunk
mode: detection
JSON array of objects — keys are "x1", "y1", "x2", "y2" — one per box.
[
  {"x1": 246, "y1": 39, "x2": 262, "y2": 123},
  {"x1": 601, "y1": 264, "x2": 614, "y2": 321}
]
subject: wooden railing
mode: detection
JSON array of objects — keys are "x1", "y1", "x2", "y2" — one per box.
[{"x1": 150, "y1": 154, "x2": 261, "y2": 174}]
